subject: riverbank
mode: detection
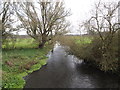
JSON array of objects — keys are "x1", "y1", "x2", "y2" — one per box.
[
  {"x1": 2, "y1": 38, "x2": 53, "y2": 88},
  {"x1": 24, "y1": 43, "x2": 119, "y2": 88},
  {"x1": 58, "y1": 35, "x2": 120, "y2": 76}
]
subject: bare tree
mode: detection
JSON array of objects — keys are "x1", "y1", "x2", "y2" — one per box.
[
  {"x1": 0, "y1": 2, "x2": 17, "y2": 44},
  {"x1": 81, "y1": 1, "x2": 120, "y2": 71},
  {"x1": 14, "y1": 1, "x2": 70, "y2": 48}
]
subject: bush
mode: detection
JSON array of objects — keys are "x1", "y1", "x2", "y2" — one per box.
[
  {"x1": 58, "y1": 34, "x2": 119, "y2": 74},
  {"x1": 90, "y1": 36, "x2": 118, "y2": 72}
]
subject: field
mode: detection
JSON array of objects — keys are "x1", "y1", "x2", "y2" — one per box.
[
  {"x1": 2, "y1": 38, "x2": 38, "y2": 49},
  {"x1": 58, "y1": 35, "x2": 92, "y2": 47},
  {"x1": 2, "y1": 38, "x2": 53, "y2": 88}
]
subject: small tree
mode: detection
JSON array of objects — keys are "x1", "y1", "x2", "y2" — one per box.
[
  {"x1": 0, "y1": 2, "x2": 17, "y2": 47},
  {"x1": 81, "y1": 1, "x2": 120, "y2": 71}
]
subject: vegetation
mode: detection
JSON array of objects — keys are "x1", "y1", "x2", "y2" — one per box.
[
  {"x1": 2, "y1": 38, "x2": 38, "y2": 49},
  {"x1": 0, "y1": 2, "x2": 17, "y2": 44},
  {"x1": 81, "y1": 1, "x2": 120, "y2": 73},
  {"x1": 59, "y1": 33, "x2": 119, "y2": 75},
  {"x1": 0, "y1": 0, "x2": 119, "y2": 89},
  {"x1": 2, "y1": 38, "x2": 53, "y2": 88},
  {"x1": 1, "y1": 0, "x2": 70, "y2": 88},
  {"x1": 58, "y1": 1, "x2": 120, "y2": 75},
  {"x1": 0, "y1": 1, "x2": 70, "y2": 48},
  {"x1": 14, "y1": 1, "x2": 70, "y2": 48}
]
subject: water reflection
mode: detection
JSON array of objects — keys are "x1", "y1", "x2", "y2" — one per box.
[{"x1": 24, "y1": 43, "x2": 120, "y2": 88}]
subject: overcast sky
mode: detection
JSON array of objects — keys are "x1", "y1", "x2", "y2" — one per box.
[{"x1": 64, "y1": 0, "x2": 120, "y2": 34}]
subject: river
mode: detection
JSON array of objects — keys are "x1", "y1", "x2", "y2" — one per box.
[{"x1": 24, "y1": 43, "x2": 119, "y2": 88}]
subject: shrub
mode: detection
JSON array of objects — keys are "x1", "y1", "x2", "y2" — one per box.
[{"x1": 58, "y1": 34, "x2": 119, "y2": 74}]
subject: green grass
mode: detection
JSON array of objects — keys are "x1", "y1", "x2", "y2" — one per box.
[
  {"x1": 75, "y1": 37, "x2": 92, "y2": 44},
  {"x1": 2, "y1": 38, "x2": 53, "y2": 88},
  {"x1": 67, "y1": 36, "x2": 92, "y2": 44},
  {"x1": 2, "y1": 38, "x2": 39, "y2": 49}
]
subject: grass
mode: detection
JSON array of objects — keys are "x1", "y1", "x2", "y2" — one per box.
[
  {"x1": 75, "y1": 36, "x2": 92, "y2": 44},
  {"x1": 2, "y1": 38, "x2": 39, "y2": 49},
  {"x1": 59, "y1": 35, "x2": 92, "y2": 45},
  {"x1": 2, "y1": 38, "x2": 53, "y2": 88}
]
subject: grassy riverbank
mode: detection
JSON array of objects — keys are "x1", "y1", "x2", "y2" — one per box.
[
  {"x1": 2, "y1": 38, "x2": 53, "y2": 88},
  {"x1": 58, "y1": 35, "x2": 119, "y2": 75}
]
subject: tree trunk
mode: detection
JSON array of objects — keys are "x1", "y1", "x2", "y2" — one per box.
[
  {"x1": 38, "y1": 38, "x2": 46, "y2": 48},
  {"x1": 38, "y1": 43, "x2": 45, "y2": 48},
  {"x1": 38, "y1": 34, "x2": 47, "y2": 48}
]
